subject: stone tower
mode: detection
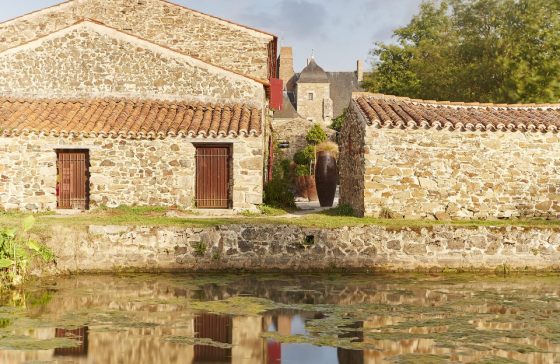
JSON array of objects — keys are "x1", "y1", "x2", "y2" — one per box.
[
  {"x1": 296, "y1": 58, "x2": 333, "y2": 125},
  {"x1": 278, "y1": 47, "x2": 295, "y2": 90}
]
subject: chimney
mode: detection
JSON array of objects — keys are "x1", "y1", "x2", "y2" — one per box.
[
  {"x1": 278, "y1": 47, "x2": 295, "y2": 89},
  {"x1": 357, "y1": 59, "x2": 364, "y2": 83}
]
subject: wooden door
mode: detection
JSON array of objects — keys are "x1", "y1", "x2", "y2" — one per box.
[
  {"x1": 57, "y1": 150, "x2": 89, "y2": 210},
  {"x1": 194, "y1": 314, "x2": 232, "y2": 362},
  {"x1": 196, "y1": 145, "x2": 232, "y2": 209}
]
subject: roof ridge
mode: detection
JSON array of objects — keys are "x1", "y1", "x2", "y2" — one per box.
[
  {"x1": 0, "y1": 95, "x2": 259, "y2": 110},
  {"x1": 0, "y1": 19, "x2": 269, "y2": 87},
  {"x1": 352, "y1": 92, "x2": 560, "y2": 109},
  {"x1": 0, "y1": 0, "x2": 276, "y2": 39}
]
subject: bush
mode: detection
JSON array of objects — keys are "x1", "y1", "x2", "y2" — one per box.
[
  {"x1": 264, "y1": 178, "x2": 296, "y2": 208},
  {"x1": 293, "y1": 146, "x2": 315, "y2": 166},
  {"x1": 295, "y1": 165, "x2": 311, "y2": 177},
  {"x1": 264, "y1": 157, "x2": 296, "y2": 209},
  {"x1": 306, "y1": 124, "x2": 328, "y2": 145}
]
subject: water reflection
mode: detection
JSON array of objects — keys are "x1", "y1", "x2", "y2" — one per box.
[{"x1": 0, "y1": 273, "x2": 559, "y2": 363}]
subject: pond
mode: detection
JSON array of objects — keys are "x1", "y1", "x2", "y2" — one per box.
[{"x1": 1, "y1": 273, "x2": 560, "y2": 363}]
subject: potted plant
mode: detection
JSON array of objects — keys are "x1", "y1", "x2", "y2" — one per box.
[
  {"x1": 293, "y1": 147, "x2": 318, "y2": 201},
  {"x1": 314, "y1": 141, "x2": 339, "y2": 207},
  {"x1": 294, "y1": 164, "x2": 309, "y2": 200}
]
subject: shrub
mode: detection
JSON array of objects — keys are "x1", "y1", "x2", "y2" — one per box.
[
  {"x1": 264, "y1": 156, "x2": 296, "y2": 208},
  {"x1": 306, "y1": 124, "x2": 328, "y2": 145},
  {"x1": 330, "y1": 110, "x2": 347, "y2": 132},
  {"x1": 295, "y1": 165, "x2": 311, "y2": 177}
]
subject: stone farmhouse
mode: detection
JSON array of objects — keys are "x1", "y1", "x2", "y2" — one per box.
[
  {"x1": 273, "y1": 47, "x2": 363, "y2": 158},
  {"x1": 0, "y1": 0, "x2": 278, "y2": 212},
  {"x1": 340, "y1": 93, "x2": 560, "y2": 219}
]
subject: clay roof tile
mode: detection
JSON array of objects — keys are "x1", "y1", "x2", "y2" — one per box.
[{"x1": 0, "y1": 97, "x2": 262, "y2": 139}]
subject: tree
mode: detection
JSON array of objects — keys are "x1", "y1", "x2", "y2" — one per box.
[{"x1": 365, "y1": 0, "x2": 560, "y2": 104}]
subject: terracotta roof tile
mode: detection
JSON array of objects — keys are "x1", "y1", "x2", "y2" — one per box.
[
  {"x1": 0, "y1": 97, "x2": 262, "y2": 138},
  {"x1": 353, "y1": 94, "x2": 560, "y2": 133}
]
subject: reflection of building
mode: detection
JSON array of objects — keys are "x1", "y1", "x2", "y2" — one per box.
[
  {"x1": 54, "y1": 327, "x2": 89, "y2": 357},
  {"x1": 195, "y1": 314, "x2": 232, "y2": 362}
]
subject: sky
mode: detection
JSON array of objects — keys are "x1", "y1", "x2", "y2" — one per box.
[{"x1": 0, "y1": 0, "x2": 423, "y2": 72}]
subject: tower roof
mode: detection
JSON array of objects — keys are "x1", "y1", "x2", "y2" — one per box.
[{"x1": 298, "y1": 58, "x2": 329, "y2": 83}]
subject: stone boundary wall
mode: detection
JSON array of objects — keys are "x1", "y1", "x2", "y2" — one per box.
[
  {"x1": 341, "y1": 103, "x2": 560, "y2": 220},
  {"x1": 0, "y1": 134, "x2": 263, "y2": 211},
  {"x1": 40, "y1": 224, "x2": 560, "y2": 274},
  {"x1": 339, "y1": 102, "x2": 366, "y2": 215}
]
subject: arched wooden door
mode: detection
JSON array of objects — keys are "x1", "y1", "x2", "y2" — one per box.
[{"x1": 195, "y1": 145, "x2": 232, "y2": 209}]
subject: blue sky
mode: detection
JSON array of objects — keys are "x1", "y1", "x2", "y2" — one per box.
[{"x1": 0, "y1": 0, "x2": 423, "y2": 71}]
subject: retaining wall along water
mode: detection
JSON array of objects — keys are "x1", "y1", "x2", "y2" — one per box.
[{"x1": 37, "y1": 224, "x2": 560, "y2": 274}]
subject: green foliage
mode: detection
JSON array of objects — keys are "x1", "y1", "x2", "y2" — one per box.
[
  {"x1": 295, "y1": 165, "x2": 311, "y2": 177},
  {"x1": 0, "y1": 217, "x2": 55, "y2": 287},
  {"x1": 325, "y1": 204, "x2": 355, "y2": 217},
  {"x1": 306, "y1": 124, "x2": 328, "y2": 145},
  {"x1": 293, "y1": 146, "x2": 315, "y2": 166},
  {"x1": 193, "y1": 242, "x2": 207, "y2": 257},
  {"x1": 367, "y1": 0, "x2": 560, "y2": 103},
  {"x1": 258, "y1": 205, "x2": 289, "y2": 216},
  {"x1": 264, "y1": 154, "x2": 296, "y2": 208},
  {"x1": 330, "y1": 110, "x2": 347, "y2": 133}
]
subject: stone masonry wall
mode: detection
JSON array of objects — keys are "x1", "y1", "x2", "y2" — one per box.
[
  {"x1": 339, "y1": 103, "x2": 365, "y2": 215},
  {"x1": 0, "y1": 23, "x2": 264, "y2": 105},
  {"x1": 0, "y1": 0, "x2": 274, "y2": 80},
  {"x1": 0, "y1": 134, "x2": 263, "y2": 211},
  {"x1": 40, "y1": 224, "x2": 560, "y2": 274},
  {"x1": 272, "y1": 118, "x2": 316, "y2": 160},
  {"x1": 362, "y1": 126, "x2": 560, "y2": 219},
  {"x1": 296, "y1": 83, "x2": 332, "y2": 125}
]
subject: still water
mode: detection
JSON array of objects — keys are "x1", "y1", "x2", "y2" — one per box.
[{"x1": 1, "y1": 273, "x2": 560, "y2": 363}]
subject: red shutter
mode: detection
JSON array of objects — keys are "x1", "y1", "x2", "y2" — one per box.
[{"x1": 269, "y1": 78, "x2": 283, "y2": 111}]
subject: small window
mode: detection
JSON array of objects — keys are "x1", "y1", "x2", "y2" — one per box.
[{"x1": 308, "y1": 92, "x2": 314, "y2": 101}]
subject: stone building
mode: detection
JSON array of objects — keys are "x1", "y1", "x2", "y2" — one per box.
[
  {"x1": 272, "y1": 47, "x2": 362, "y2": 158},
  {"x1": 340, "y1": 92, "x2": 560, "y2": 219},
  {"x1": 0, "y1": 0, "x2": 278, "y2": 212}
]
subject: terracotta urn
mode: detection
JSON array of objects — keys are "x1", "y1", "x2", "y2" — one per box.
[
  {"x1": 304, "y1": 175, "x2": 319, "y2": 202},
  {"x1": 314, "y1": 151, "x2": 338, "y2": 207},
  {"x1": 295, "y1": 176, "x2": 309, "y2": 200}
]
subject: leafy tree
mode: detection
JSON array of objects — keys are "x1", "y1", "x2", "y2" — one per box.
[
  {"x1": 365, "y1": 0, "x2": 560, "y2": 103},
  {"x1": 306, "y1": 124, "x2": 328, "y2": 145}
]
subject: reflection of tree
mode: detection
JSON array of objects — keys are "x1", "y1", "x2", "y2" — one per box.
[
  {"x1": 54, "y1": 326, "x2": 89, "y2": 357},
  {"x1": 194, "y1": 314, "x2": 232, "y2": 363}
]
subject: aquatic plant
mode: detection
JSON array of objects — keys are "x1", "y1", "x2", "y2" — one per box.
[{"x1": 0, "y1": 216, "x2": 55, "y2": 287}]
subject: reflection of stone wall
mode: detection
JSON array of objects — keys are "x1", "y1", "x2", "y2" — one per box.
[
  {"x1": 0, "y1": 134, "x2": 263, "y2": 211},
  {"x1": 0, "y1": 0, "x2": 274, "y2": 80},
  {"x1": 40, "y1": 224, "x2": 560, "y2": 273}
]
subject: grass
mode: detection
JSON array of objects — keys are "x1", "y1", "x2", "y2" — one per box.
[{"x1": 0, "y1": 206, "x2": 559, "y2": 230}]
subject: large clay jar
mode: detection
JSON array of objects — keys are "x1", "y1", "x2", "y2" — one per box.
[
  {"x1": 315, "y1": 151, "x2": 338, "y2": 207},
  {"x1": 304, "y1": 176, "x2": 319, "y2": 202},
  {"x1": 295, "y1": 176, "x2": 309, "y2": 200}
]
